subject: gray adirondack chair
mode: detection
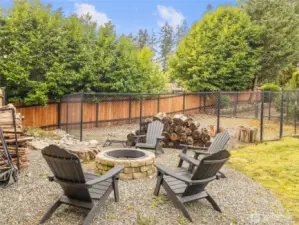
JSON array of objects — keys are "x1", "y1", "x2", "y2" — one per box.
[
  {"x1": 40, "y1": 145, "x2": 124, "y2": 225},
  {"x1": 178, "y1": 130, "x2": 230, "y2": 177},
  {"x1": 154, "y1": 149, "x2": 230, "y2": 222},
  {"x1": 135, "y1": 120, "x2": 164, "y2": 155}
]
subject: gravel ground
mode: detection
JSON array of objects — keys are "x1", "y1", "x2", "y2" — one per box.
[{"x1": 0, "y1": 147, "x2": 293, "y2": 225}]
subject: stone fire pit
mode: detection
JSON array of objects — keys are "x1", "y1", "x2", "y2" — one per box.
[{"x1": 95, "y1": 149, "x2": 156, "y2": 180}]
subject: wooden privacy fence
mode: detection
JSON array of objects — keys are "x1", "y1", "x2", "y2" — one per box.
[
  {"x1": 0, "y1": 88, "x2": 4, "y2": 106},
  {"x1": 15, "y1": 91, "x2": 259, "y2": 131}
]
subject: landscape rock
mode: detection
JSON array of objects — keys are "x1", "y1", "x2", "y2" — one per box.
[
  {"x1": 29, "y1": 140, "x2": 49, "y2": 150},
  {"x1": 88, "y1": 140, "x2": 99, "y2": 148}
]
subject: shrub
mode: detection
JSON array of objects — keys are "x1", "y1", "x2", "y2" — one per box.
[
  {"x1": 220, "y1": 95, "x2": 231, "y2": 109},
  {"x1": 261, "y1": 83, "x2": 281, "y2": 102}
]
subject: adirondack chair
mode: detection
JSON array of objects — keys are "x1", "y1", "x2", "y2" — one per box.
[
  {"x1": 178, "y1": 130, "x2": 230, "y2": 177},
  {"x1": 135, "y1": 120, "x2": 164, "y2": 155},
  {"x1": 40, "y1": 145, "x2": 124, "y2": 225},
  {"x1": 154, "y1": 149, "x2": 230, "y2": 222}
]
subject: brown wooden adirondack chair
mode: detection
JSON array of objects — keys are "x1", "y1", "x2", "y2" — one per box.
[
  {"x1": 178, "y1": 130, "x2": 230, "y2": 178},
  {"x1": 154, "y1": 150, "x2": 230, "y2": 222},
  {"x1": 135, "y1": 120, "x2": 164, "y2": 155},
  {"x1": 40, "y1": 145, "x2": 124, "y2": 225}
]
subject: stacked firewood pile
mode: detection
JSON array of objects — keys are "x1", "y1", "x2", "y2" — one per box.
[
  {"x1": 0, "y1": 104, "x2": 32, "y2": 169},
  {"x1": 127, "y1": 112, "x2": 212, "y2": 148}
]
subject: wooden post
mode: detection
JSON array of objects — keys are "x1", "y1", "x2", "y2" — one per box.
[
  {"x1": 183, "y1": 92, "x2": 186, "y2": 114},
  {"x1": 96, "y1": 102, "x2": 99, "y2": 127},
  {"x1": 157, "y1": 94, "x2": 160, "y2": 113},
  {"x1": 80, "y1": 93, "x2": 83, "y2": 142},
  {"x1": 129, "y1": 96, "x2": 132, "y2": 123},
  {"x1": 57, "y1": 102, "x2": 61, "y2": 129}
]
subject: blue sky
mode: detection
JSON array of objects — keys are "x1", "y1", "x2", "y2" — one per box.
[{"x1": 1, "y1": 0, "x2": 237, "y2": 34}]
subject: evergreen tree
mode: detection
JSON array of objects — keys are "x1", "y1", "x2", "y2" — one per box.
[
  {"x1": 175, "y1": 20, "x2": 189, "y2": 46},
  {"x1": 159, "y1": 23, "x2": 174, "y2": 72},
  {"x1": 136, "y1": 29, "x2": 150, "y2": 49}
]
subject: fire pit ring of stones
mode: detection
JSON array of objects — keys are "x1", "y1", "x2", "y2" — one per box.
[{"x1": 96, "y1": 149, "x2": 156, "y2": 180}]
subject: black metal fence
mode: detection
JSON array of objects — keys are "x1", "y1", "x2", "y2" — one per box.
[{"x1": 59, "y1": 90, "x2": 299, "y2": 143}]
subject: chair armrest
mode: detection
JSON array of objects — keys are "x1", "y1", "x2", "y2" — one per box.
[
  {"x1": 179, "y1": 153, "x2": 200, "y2": 166},
  {"x1": 86, "y1": 165, "x2": 124, "y2": 187},
  {"x1": 155, "y1": 162, "x2": 192, "y2": 184},
  {"x1": 155, "y1": 162, "x2": 216, "y2": 185},
  {"x1": 180, "y1": 144, "x2": 208, "y2": 150},
  {"x1": 156, "y1": 136, "x2": 164, "y2": 140},
  {"x1": 136, "y1": 135, "x2": 146, "y2": 143},
  {"x1": 193, "y1": 150, "x2": 211, "y2": 155}
]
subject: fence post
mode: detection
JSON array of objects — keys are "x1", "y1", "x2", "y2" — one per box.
[
  {"x1": 279, "y1": 89, "x2": 284, "y2": 139},
  {"x1": 57, "y1": 102, "x2": 61, "y2": 129},
  {"x1": 66, "y1": 96, "x2": 69, "y2": 133},
  {"x1": 255, "y1": 90, "x2": 259, "y2": 119},
  {"x1": 268, "y1": 91, "x2": 271, "y2": 120},
  {"x1": 129, "y1": 96, "x2": 132, "y2": 123},
  {"x1": 157, "y1": 94, "x2": 160, "y2": 113},
  {"x1": 286, "y1": 91, "x2": 289, "y2": 123},
  {"x1": 139, "y1": 95, "x2": 143, "y2": 131},
  {"x1": 260, "y1": 90, "x2": 264, "y2": 142},
  {"x1": 216, "y1": 91, "x2": 221, "y2": 133},
  {"x1": 80, "y1": 93, "x2": 84, "y2": 142},
  {"x1": 182, "y1": 92, "x2": 186, "y2": 114},
  {"x1": 295, "y1": 99, "x2": 297, "y2": 135},
  {"x1": 234, "y1": 92, "x2": 238, "y2": 117},
  {"x1": 96, "y1": 102, "x2": 99, "y2": 127},
  {"x1": 203, "y1": 94, "x2": 206, "y2": 112}
]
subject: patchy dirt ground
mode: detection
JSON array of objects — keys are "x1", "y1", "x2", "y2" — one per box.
[{"x1": 73, "y1": 109, "x2": 295, "y2": 146}]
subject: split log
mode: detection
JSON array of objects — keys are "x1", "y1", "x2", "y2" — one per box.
[
  {"x1": 192, "y1": 129, "x2": 202, "y2": 140},
  {"x1": 200, "y1": 129, "x2": 211, "y2": 144},
  {"x1": 179, "y1": 133, "x2": 187, "y2": 142},
  {"x1": 170, "y1": 133, "x2": 178, "y2": 141},
  {"x1": 162, "y1": 132, "x2": 170, "y2": 140},
  {"x1": 190, "y1": 122, "x2": 200, "y2": 131},
  {"x1": 173, "y1": 114, "x2": 190, "y2": 126},
  {"x1": 185, "y1": 128, "x2": 192, "y2": 136},
  {"x1": 174, "y1": 125, "x2": 185, "y2": 134},
  {"x1": 153, "y1": 112, "x2": 168, "y2": 121},
  {"x1": 186, "y1": 136, "x2": 194, "y2": 145}
]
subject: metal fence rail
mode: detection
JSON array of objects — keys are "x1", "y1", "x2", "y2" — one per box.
[{"x1": 8, "y1": 89, "x2": 299, "y2": 143}]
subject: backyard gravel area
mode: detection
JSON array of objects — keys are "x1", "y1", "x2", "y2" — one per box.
[{"x1": 0, "y1": 147, "x2": 293, "y2": 225}]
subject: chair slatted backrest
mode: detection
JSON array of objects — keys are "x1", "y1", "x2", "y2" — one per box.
[
  {"x1": 182, "y1": 150, "x2": 230, "y2": 196},
  {"x1": 42, "y1": 145, "x2": 92, "y2": 202},
  {"x1": 208, "y1": 130, "x2": 230, "y2": 154},
  {"x1": 146, "y1": 120, "x2": 164, "y2": 145}
]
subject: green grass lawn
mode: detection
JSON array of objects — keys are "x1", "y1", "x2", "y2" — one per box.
[{"x1": 228, "y1": 137, "x2": 299, "y2": 223}]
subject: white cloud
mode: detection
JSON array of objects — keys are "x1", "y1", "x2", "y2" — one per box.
[
  {"x1": 156, "y1": 5, "x2": 185, "y2": 29},
  {"x1": 74, "y1": 3, "x2": 110, "y2": 27}
]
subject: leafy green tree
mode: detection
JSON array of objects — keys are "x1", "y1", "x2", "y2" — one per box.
[
  {"x1": 169, "y1": 6, "x2": 262, "y2": 91},
  {"x1": 0, "y1": 1, "x2": 168, "y2": 104},
  {"x1": 277, "y1": 64, "x2": 297, "y2": 87},
  {"x1": 241, "y1": 0, "x2": 299, "y2": 88}
]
